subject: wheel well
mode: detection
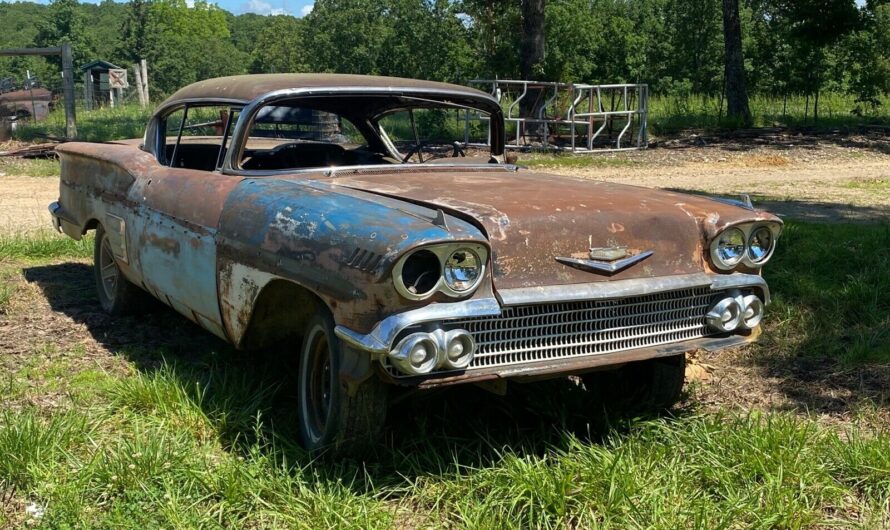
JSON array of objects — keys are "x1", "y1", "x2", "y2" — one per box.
[
  {"x1": 240, "y1": 279, "x2": 326, "y2": 351},
  {"x1": 82, "y1": 218, "x2": 99, "y2": 235}
]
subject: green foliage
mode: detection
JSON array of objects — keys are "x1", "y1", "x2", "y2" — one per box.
[
  {"x1": 0, "y1": 0, "x2": 886, "y2": 124},
  {"x1": 762, "y1": 222, "x2": 890, "y2": 364},
  {"x1": 249, "y1": 15, "x2": 307, "y2": 74}
]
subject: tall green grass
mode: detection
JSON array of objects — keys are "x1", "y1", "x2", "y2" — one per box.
[
  {"x1": 1, "y1": 370, "x2": 889, "y2": 528},
  {"x1": 0, "y1": 231, "x2": 92, "y2": 261},
  {"x1": 13, "y1": 104, "x2": 153, "y2": 142},
  {"x1": 762, "y1": 222, "x2": 890, "y2": 364},
  {"x1": 649, "y1": 92, "x2": 890, "y2": 134}
]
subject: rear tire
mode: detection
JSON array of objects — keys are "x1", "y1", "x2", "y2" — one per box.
[
  {"x1": 94, "y1": 225, "x2": 144, "y2": 315},
  {"x1": 297, "y1": 312, "x2": 388, "y2": 453},
  {"x1": 582, "y1": 354, "x2": 686, "y2": 416}
]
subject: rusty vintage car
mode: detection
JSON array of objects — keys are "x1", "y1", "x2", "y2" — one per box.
[{"x1": 50, "y1": 74, "x2": 781, "y2": 451}]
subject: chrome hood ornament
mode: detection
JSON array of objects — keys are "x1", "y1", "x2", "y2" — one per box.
[{"x1": 556, "y1": 247, "x2": 654, "y2": 275}]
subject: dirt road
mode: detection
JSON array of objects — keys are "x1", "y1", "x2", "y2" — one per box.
[
  {"x1": 2, "y1": 137, "x2": 888, "y2": 235},
  {"x1": 0, "y1": 175, "x2": 58, "y2": 234}
]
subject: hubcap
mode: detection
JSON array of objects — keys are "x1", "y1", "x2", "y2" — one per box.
[
  {"x1": 305, "y1": 329, "x2": 333, "y2": 442},
  {"x1": 99, "y1": 234, "x2": 119, "y2": 302}
]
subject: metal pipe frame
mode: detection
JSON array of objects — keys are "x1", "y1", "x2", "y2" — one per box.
[{"x1": 470, "y1": 79, "x2": 648, "y2": 153}]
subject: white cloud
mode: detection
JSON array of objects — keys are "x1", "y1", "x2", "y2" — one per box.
[
  {"x1": 243, "y1": 0, "x2": 288, "y2": 15},
  {"x1": 299, "y1": 2, "x2": 313, "y2": 17}
]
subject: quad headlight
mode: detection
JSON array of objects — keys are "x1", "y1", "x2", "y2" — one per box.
[
  {"x1": 393, "y1": 243, "x2": 488, "y2": 300},
  {"x1": 444, "y1": 248, "x2": 483, "y2": 292},
  {"x1": 709, "y1": 222, "x2": 781, "y2": 271}
]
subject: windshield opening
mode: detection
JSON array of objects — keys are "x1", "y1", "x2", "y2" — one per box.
[{"x1": 235, "y1": 95, "x2": 495, "y2": 172}]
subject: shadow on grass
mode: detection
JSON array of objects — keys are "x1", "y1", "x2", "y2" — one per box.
[
  {"x1": 664, "y1": 188, "x2": 890, "y2": 224},
  {"x1": 21, "y1": 262, "x2": 659, "y2": 481},
  {"x1": 20, "y1": 216, "x2": 890, "y2": 477},
  {"x1": 653, "y1": 126, "x2": 890, "y2": 156}
]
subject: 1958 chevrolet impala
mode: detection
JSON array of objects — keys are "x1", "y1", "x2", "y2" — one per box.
[{"x1": 50, "y1": 74, "x2": 782, "y2": 451}]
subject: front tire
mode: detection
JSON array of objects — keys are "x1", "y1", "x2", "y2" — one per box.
[
  {"x1": 297, "y1": 312, "x2": 388, "y2": 453},
  {"x1": 582, "y1": 354, "x2": 686, "y2": 416},
  {"x1": 94, "y1": 225, "x2": 144, "y2": 315}
]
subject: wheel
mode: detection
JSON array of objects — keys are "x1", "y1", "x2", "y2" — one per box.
[
  {"x1": 582, "y1": 354, "x2": 686, "y2": 416},
  {"x1": 297, "y1": 312, "x2": 388, "y2": 453},
  {"x1": 94, "y1": 225, "x2": 144, "y2": 315}
]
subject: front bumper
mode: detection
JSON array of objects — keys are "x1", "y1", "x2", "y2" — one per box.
[{"x1": 334, "y1": 272, "x2": 769, "y2": 356}]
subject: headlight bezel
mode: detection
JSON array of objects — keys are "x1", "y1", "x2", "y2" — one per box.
[
  {"x1": 709, "y1": 221, "x2": 782, "y2": 271},
  {"x1": 392, "y1": 242, "x2": 488, "y2": 300}
]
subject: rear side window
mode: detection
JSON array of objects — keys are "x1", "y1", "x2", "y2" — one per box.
[
  {"x1": 237, "y1": 104, "x2": 376, "y2": 171},
  {"x1": 162, "y1": 105, "x2": 240, "y2": 171}
]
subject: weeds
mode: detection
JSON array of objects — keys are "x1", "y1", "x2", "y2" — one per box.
[{"x1": 0, "y1": 231, "x2": 92, "y2": 261}]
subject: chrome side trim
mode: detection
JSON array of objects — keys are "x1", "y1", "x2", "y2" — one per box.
[
  {"x1": 335, "y1": 273, "x2": 769, "y2": 355},
  {"x1": 335, "y1": 298, "x2": 502, "y2": 354}
]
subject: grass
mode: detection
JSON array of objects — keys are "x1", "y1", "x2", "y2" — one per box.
[
  {"x1": 0, "y1": 221, "x2": 889, "y2": 527},
  {"x1": 844, "y1": 177, "x2": 890, "y2": 191},
  {"x1": 13, "y1": 104, "x2": 153, "y2": 143},
  {"x1": 762, "y1": 222, "x2": 890, "y2": 364},
  {"x1": 648, "y1": 92, "x2": 890, "y2": 134},
  {"x1": 0, "y1": 231, "x2": 93, "y2": 262},
  {"x1": 0, "y1": 157, "x2": 60, "y2": 178}
]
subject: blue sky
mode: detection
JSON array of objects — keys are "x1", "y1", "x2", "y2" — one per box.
[{"x1": 12, "y1": 0, "x2": 315, "y2": 16}]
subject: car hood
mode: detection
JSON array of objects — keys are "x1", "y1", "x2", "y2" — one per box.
[{"x1": 332, "y1": 167, "x2": 780, "y2": 290}]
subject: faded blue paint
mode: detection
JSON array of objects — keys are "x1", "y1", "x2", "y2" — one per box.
[
  {"x1": 132, "y1": 206, "x2": 227, "y2": 338},
  {"x1": 218, "y1": 177, "x2": 486, "y2": 280}
]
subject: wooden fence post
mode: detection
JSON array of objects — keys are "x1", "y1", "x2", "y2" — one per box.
[
  {"x1": 61, "y1": 42, "x2": 77, "y2": 139},
  {"x1": 140, "y1": 59, "x2": 149, "y2": 104},
  {"x1": 133, "y1": 64, "x2": 146, "y2": 107}
]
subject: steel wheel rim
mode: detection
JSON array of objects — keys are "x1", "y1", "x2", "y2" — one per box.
[
  {"x1": 99, "y1": 234, "x2": 119, "y2": 302},
  {"x1": 304, "y1": 328, "x2": 333, "y2": 442}
]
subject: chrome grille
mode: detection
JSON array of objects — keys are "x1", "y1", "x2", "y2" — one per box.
[{"x1": 456, "y1": 287, "x2": 716, "y2": 370}]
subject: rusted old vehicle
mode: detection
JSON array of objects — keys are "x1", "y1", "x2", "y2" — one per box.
[{"x1": 50, "y1": 74, "x2": 782, "y2": 451}]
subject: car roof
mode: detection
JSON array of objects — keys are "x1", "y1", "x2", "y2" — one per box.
[{"x1": 161, "y1": 73, "x2": 494, "y2": 107}]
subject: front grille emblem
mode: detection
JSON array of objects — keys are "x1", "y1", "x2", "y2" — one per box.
[{"x1": 556, "y1": 247, "x2": 654, "y2": 275}]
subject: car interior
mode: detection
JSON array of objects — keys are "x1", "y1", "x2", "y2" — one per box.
[{"x1": 160, "y1": 95, "x2": 494, "y2": 172}]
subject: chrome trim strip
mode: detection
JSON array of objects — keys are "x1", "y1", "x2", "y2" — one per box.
[
  {"x1": 499, "y1": 273, "x2": 769, "y2": 306},
  {"x1": 335, "y1": 273, "x2": 769, "y2": 354},
  {"x1": 334, "y1": 298, "x2": 502, "y2": 354}
]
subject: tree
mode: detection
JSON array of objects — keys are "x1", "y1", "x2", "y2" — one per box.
[
  {"x1": 250, "y1": 15, "x2": 307, "y2": 73},
  {"x1": 117, "y1": 0, "x2": 151, "y2": 64},
  {"x1": 519, "y1": 0, "x2": 545, "y2": 80},
  {"x1": 721, "y1": 0, "x2": 752, "y2": 126},
  {"x1": 34, "y1": 0, "x2": 97, "y2": 72}
]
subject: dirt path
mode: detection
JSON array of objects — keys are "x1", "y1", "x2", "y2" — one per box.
[
  {"x1": 3, "y1": 138, "x2": 888, "y2": 234},
  {"x1": 0, "y1": 175, "x2": 57, "y2": 235},
  {"x1": 540, "y1": 144, "x2": 890, "y2": 223}
]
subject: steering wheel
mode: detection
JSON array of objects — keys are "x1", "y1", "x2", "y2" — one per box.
[{"x1": 402, "y1": 141, "x2": 467, "y2": 164}]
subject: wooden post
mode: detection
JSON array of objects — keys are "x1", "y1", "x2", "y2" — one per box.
[
  {"x1": 83, "y1": 70, "x2": 92, "y2": 111},
  {"x1": 140, "y1": 59, "x2": 149, "y2": 103},
  {"x1": 60, "y1": 42, "x2": 77, "y2": 139},
  {"x1": 133, "y1": 64, "x2": 146, "y2": 107}
]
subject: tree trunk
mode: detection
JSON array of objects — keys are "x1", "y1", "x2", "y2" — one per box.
[
  {"x1": 721, "y1": 0, "x2": 752, "y2": 127},
  {"x1": 519, "y1": 0, "x2": 545, "y2": 81},
  {"x1": 519, "y1": 0, "x2": 546, "y2": 140}
]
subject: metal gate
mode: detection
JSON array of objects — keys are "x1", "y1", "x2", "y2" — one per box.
[{"x1": 468, "y1": 79, "x2": 648, "y2": 152}]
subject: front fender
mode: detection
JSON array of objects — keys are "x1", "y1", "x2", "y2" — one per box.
[{"x1": 216, "y1": 177, "x2": 488, "y2": 342}]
